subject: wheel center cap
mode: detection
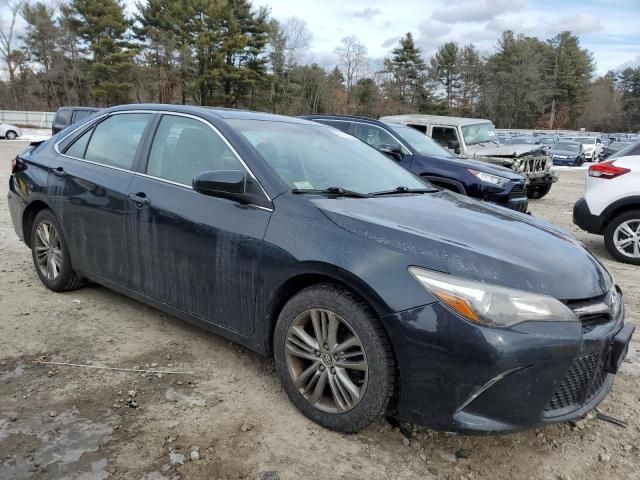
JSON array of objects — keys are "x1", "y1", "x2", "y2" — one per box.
[{"x1": 321, "y1": 353, "x2": 333, "y2": 366}]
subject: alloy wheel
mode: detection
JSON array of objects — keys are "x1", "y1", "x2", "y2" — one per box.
[
  {"x1": 34, "y1": 221, "x2": 63, "y2": 280},
  {"x1": 613, "y1": 219, "x2": 640, "y2": 259},
  {"x1": 284, "y1": 308, "x2": 368, "y2": 413},
  {"x1": 6, "y1": 131, "x2": 17, "y2": 140}
]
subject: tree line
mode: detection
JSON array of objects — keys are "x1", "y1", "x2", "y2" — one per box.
[{"x1": 1, "y1": 0, "x2": 639, "y2": 132}]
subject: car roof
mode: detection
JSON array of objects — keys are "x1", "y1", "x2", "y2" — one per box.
[
  {"x1": 57, "y1": 106, "x2": 100, "y2": 112},
  {"x1": 380, "y1": 114, "x2": 492, "y2": 127},
  {"x1": 104, "y1": 104, "x2": 317, "y2": 125},
  {"x1": 302, "y1": 114, "x2": 386, "y2": 125}
]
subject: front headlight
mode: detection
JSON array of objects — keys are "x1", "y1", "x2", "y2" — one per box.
[
  {"x1": 409, "y1": 267, "x2": 578, "y2": 328},
  {"x1": 468, "y1": 169, "x2": 509, "y2": 188}
]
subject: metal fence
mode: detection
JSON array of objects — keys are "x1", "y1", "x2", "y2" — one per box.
[{"x1": 0, "y1": 110, "x2": 55, "y2": 128}]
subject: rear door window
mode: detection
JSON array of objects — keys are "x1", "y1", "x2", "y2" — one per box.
[
  {"x1": 353, "y1": 123, "x2": 399, "y2": 150},
  {"x1": 84, "y1": 113, "x2": 152, "y2": 170},
  {"x1": 431, "y1": 126, "x2": 458, "y2": 148},
  {"x1": 146, "y1": 115, "x2": 243, "y2": 186},
  {"x1": 64, "y1": 128, "x2": 93, "y2": 158}
]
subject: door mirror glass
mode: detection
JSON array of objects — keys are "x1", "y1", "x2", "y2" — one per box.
[{"x1": 193, "y1": 170, "x2": 246, "y2": 197}]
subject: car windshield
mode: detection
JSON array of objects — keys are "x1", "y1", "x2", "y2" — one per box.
[
  {"x1": 461, "y1": 122, "x2": 498, "y2": 146},
  {"x1": 554, "y1": 143, "x2": 579, "y2": 152},
  {"x1": 573, "y1": 137, "x2": 594, "y2": 144},
  {"x1": 228, "y1": 120, "x2": 429, "y2": 194},
  {"x1": 386, "y1": 123, "x2": 455, "y2": 158}
]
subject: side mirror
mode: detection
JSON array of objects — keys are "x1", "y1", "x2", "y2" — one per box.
[
  {"x1": 379, "y1": 143, "x2": 403, "y2": 161},
  {"x1": 447, "y1": 140, "x2": 460, "y2": 154},
  {"x1": 193, "y1": 170, "x2": 246, "y2": 198}
]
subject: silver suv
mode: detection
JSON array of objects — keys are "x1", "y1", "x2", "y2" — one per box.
[{"x1": 380, "y1": 114, "x2": 558, "y2": 199}]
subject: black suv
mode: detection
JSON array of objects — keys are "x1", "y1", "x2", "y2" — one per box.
[
  {"x1": 302, "y1": 115, "x2": 528, "y2": 212},
  {"x1": 51, "y1": 106, "x2": 101, "y2": 135}
]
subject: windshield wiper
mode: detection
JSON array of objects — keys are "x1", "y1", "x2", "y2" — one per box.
[
  {"x1": 370, "y1": 186, "x2": 438, "y2": 196},
  {"x1": 291, "y1": 187, "x2": 370, "y2": 198}
]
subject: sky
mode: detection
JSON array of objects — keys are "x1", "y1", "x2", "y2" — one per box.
[
  {"x1": 260, "y1": 0, "x2": 640, "y2": 75},
  {"x1": 1, "y1": 0, "x2": 639, "y2": 76}
]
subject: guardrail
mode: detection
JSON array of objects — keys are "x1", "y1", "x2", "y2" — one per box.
[{"x1": 0, "y1": 110, "x2": 55, "y2": 128}]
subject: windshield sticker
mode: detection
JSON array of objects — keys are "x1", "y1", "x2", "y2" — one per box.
[{"x1": 293, "y1": 181, "x2": 314, "y2": 189}]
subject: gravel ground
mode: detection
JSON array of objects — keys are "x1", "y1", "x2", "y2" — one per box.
[{"x1": 1, "y1": 140, "x2": 639, "y2": 480}]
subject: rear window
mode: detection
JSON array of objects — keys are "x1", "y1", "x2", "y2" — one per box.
[
  {"x1": 83, "y1": 113, "x2": 152, "y2": 169},
  {"x1": 54, "y1": 109, "x2": 71, "y2": 125}
]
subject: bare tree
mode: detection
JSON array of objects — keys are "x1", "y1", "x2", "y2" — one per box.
[
  {"x1": 0, "y1": 0, "x2": 25, "y2": 105},
  {"x1": 335, "y1": 35, "x2": 368, "y2": 107},
  {"x1": 282, "y1": 17, "x2": 312, "y2": 70}
]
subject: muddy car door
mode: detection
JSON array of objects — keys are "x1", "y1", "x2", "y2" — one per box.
[
  {"x1": 48, "y1": 112, "x2": 154, "y2": 287},
  {"x1": 126, "y1": 113, "x2": 271, "y2": 335}
]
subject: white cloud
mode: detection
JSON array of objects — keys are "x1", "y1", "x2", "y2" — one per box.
[
  {"x1": 348, "y1": 7, "x2": 381, "y2": 19},
  {"x1": 431, "y1": 0, "x2": 528, "y2": 24},
  {"x1": 544, "y1": 13, "x2": 603, "y2": 35}
]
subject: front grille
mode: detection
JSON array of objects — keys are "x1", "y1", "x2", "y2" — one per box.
[
  {"x1": 546, "y1": 352, "x2": 603, "y2": 411},
  {"x1": 509, "y1": 184, "x2": 526, "y2": 199},
  {"x1": 518, "y1": 156, "x2": 549, "y2": 174}
]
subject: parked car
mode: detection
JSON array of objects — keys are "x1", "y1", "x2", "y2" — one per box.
[
  {"x1": 574, "y1": 155, "x2": 640, "y2": 264},
  {"x1": 569, "y1": 137, "x2": 602, "y2": 161},
  {"x1": 51, "y1": 106, "x2": 100, "y2": 135},
  {"x1": 549, "y1": 141, "x2": 585, "y2": 167},
  {"x1": 0, "y1": 123, "x2": 22, "y2": 140},
  {"x1": 608, "y1": 139, "x2": 640, "y2": 160},
  {"x1": 601, "y1": 141, "x2": 634, "y2": 160},
  {"x1": 9, "y1": 104, "x2": 633, "y2": 433},
  {"x1": 302, "y1": 115, "x2": 528, "y2": 212},
  {"x1": 380, "y1": 114, "x2": 558, "y2": 199}
]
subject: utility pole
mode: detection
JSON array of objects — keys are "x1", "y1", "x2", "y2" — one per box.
[{"x1": 549, "y1": 97, "x2": 556, "y2": 130}]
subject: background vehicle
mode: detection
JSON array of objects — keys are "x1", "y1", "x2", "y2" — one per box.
[
  {"x1": 574, "y1": 155, "x2": 640, "y2": 264},
  {"x1": 8, "y1": 104, "x2": 631, "y2": 434},
  {"x1": 380, "y1": 114, "x2": 557, "y2": 199},
  {"x1": 302, "y1": 114, "x2": 528, "y2": 212},
  {"x1": 549, "y1": 141, "x2": 585, "y2": 167},
  {"x1": 601, "y1": 141, "x2": 634, "y2": 160},
  {"x1": 569, "y1": 137, "x2": 602, "y2": 161},
  {"x1": 51, "y1": 106, "x2": 101, "y2": 135},
  {"x1": 609, "y1": 139, "x2": 640, "y2": 160},
  {"x1": 0, "y1": 123, "x2": 22, "y2": 140}
]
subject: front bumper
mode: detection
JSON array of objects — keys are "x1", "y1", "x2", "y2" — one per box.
[
  {"x1": 573, "y1": 197, "x2": 605, "y2": 235},
  {"x1": 526, "y1": 170, "x2": 558, "y2": 185},
  {"x1": 382, "y1": 298, "x2": 631, "y2": 433}
]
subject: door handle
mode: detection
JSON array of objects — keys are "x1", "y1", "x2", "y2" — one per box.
[
  {"x1": 52, "y1": 167, "x2": 65, "y2": 177},
  {"x1": 128, "y1": 192, "x2": 150, "y2": 207}
]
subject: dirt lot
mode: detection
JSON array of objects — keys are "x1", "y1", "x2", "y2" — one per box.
[{"x1": 1, "y1": 140, "x2": 639, "y2": 480}]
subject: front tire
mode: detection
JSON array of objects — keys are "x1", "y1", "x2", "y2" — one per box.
[
  {"x1": 604, "y1": 211, "x2": 640, "y2": 265},
  {"x1": 5, "y1": 130, "x2": 17, "y2": 140},
  {"x1": 274, "y1": 284, "x2": 395, "y2": 432},
  {"x1": 527, "y1": 183, "x2": 552, "y2": 199},
  {"x1": 30, "y1": 209, "x2": 85, "y2": 291}
]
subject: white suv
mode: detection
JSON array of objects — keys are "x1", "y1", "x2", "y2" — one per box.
[{"x1": 574, "y1": 155, "x2": 640, "y2": 264}]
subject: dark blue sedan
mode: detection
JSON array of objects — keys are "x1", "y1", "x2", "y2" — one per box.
[
  {"x1": 303, "y1": 115, "x2": 529, "y2": 212},
  {"x1": 550, "y1": 141, "x2": 585, "y2": 166},
  {"x1": 7, "y1": 104, "x2": 633, "y2": 433}
]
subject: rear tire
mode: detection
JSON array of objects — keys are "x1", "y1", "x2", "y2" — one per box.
[
  {"x1": 30, "y1": 209, "x2": 85, "y2": 291},
  {"x1": 273, "y1": 284, "x2": 395, "y2": 432},
  {"x1": 604, "y1": 210, "x2": 640, "y2": 265}
]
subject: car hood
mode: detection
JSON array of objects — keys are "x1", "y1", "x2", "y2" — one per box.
[
  {"x1": 466, "y1": 143, "x2": 544, "y2": 158},
  {"x1": 550, "y1": 150, "x2": 579, "y2": 157},
  {"x1": 417, "y1": 154, "x2": 523, "y2": 181},
  {"x1": 313, "y1": 192, "x2": 611, "y2": 300}
]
